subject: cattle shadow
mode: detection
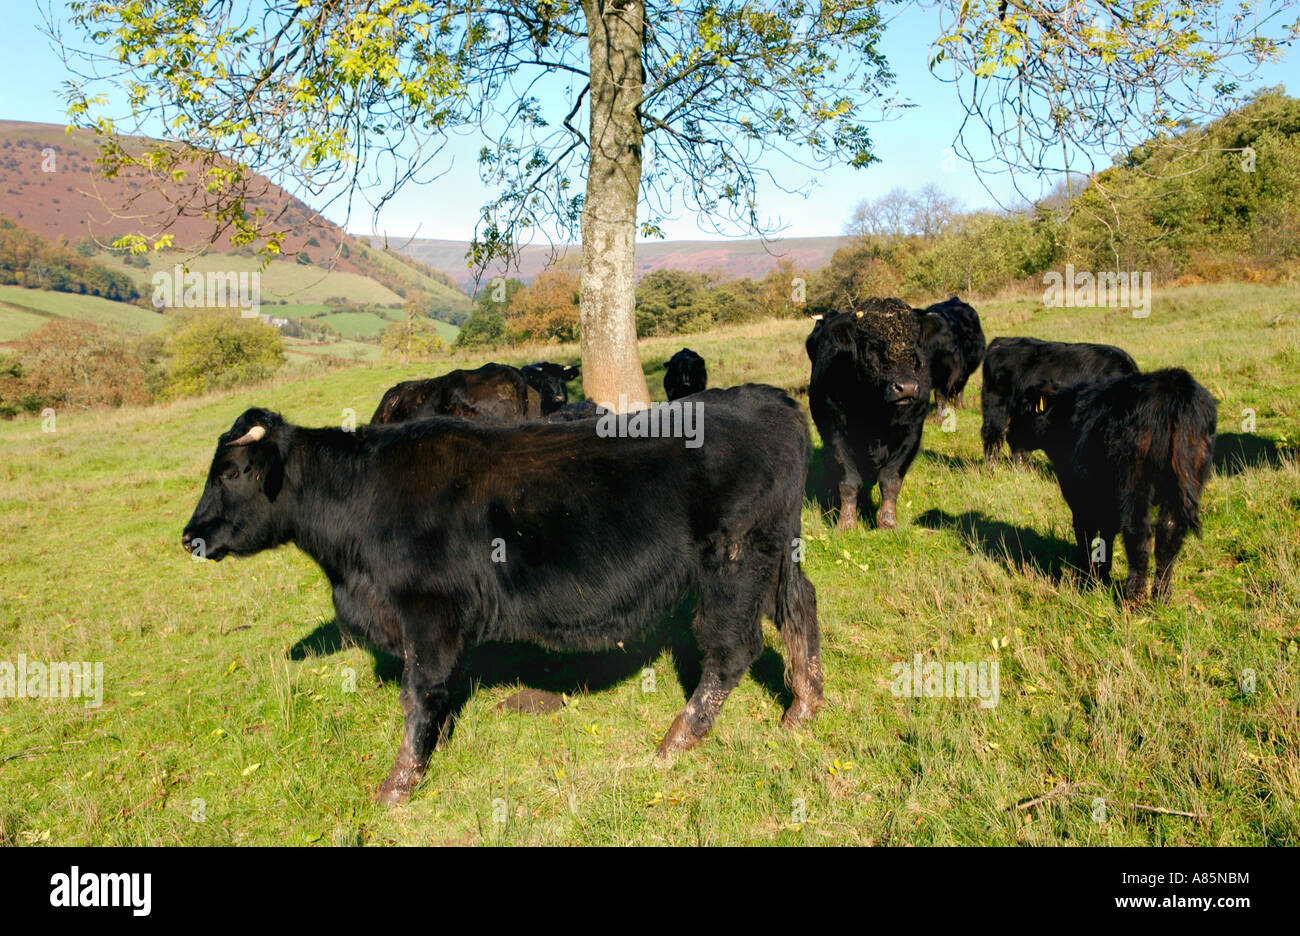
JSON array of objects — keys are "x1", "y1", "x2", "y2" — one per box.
[
  {"x1": 1214, "y1": 432, "x2": 1285, "y2": 476},
  {"x1": 918, "y1": 450, "x2": 984, "y2": 472},
  {"x1": 915, "y1": 508, "x2": 1073, "y2": 580},
  {"x1": 289, "y1": 620, "x2": 403, "y2": 680},
  {"x1": 287, "y1": 602, "x2": 794, "y2": 731}
]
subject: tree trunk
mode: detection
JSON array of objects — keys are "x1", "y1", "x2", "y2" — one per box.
[{"x1": 580, "y1": 0, "x2": 650, "y2": 411}]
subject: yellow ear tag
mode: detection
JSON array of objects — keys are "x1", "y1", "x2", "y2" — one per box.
[{"x1": 1036, "y1": 397, "x2": 1045, "y2": 413}]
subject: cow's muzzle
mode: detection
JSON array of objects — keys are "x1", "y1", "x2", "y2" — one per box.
[{"x1": 886, "y1": 380, "x2": 921, "y2": 403}]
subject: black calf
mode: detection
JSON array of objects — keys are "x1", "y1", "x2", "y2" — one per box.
[{"x1": 1010, "y1": 368, "x2": 1216, "y2": 604}]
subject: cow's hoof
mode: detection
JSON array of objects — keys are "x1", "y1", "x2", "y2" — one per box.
[
  {"x1": 1121, "y1": 591, "x2": 1148, "y2": 610},
  {"x1": 782, "y1": 696, "x2": 825, "y2": 728},
  {"x1": 877, "y1": 505, "x2": 898, "y2": 529},
  {"x1": 374, "y1": 762, "x2": 421, "y2": 806},
  {"x1": 656, "y1": 715, "x2": 702, "y2": 758},
  {"x1": 374, "y1": 781, "x2": 412, "y2": 806},
  {"x1": 835, "y1": 507, "x2": 858, "y2": 531}
]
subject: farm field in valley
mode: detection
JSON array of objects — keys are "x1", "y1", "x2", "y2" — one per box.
[{"x1": 0, "y1": 281, "x2": 1296, "y2": 845}]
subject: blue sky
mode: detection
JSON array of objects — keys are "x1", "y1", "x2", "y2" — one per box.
[{"x1": 2, "y1": 3, "x2": 1294, "y2": 242}]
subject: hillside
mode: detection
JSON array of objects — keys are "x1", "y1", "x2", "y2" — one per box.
[
  {"x1": 399, "y1": 235, "x2": 852, "y2": 289},
  {"x1": 0, "y1": 121, "x2": 471, "y2": 337}
]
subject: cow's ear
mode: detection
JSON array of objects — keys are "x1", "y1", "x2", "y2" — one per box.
[
  {"x1": 247, "y1": 437, "x2": 285, "y2": 501},
  {"x1": 828, "y1": 317, "x2": 857, "y2": 352},
  {"x1": 561, "y1": 365, "x2": 579, "y2": 380},
  {"x1": 1029, "y1": 382, "x2": 1059, "y2": 415}
]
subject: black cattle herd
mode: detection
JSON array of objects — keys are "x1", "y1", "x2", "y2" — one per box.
[{"x1": 183, "y1": 297, "x2": 1217, "y2": 802}]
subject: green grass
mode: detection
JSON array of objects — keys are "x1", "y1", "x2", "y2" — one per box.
[
  {"x1": 350, "y1": 243, "x2": 473, "y2": 318},
  {"x1": 272, "y1": 303, "x2": 334, "y2": 319},
  {"x1": 94, "y1": 252, "x2": 405, "y2": 307},
  {"x1": 316, "y1": 310, "x2": 393, "y2": 339},
  {"x1": 0, "y1": 282, "x2": 1297, "y2": 845},
  {"x1": 0, "y1": 284, "x2": 164, "y2": 338}
]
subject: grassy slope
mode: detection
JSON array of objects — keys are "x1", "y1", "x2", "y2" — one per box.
[
  {"x1": 0, "y1": 282, "x2": 1297, "y2": 845},
  {"x1": 94, "y1": 252, "x2": 405, "y2": 307},
  {"x1": 349, "y1": 243, "x2": 472, "y2": 316},
  {"x1": 0, "y1": 284, "x2": 164, "y2": 339}
]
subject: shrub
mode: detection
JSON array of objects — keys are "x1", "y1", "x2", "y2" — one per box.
[
  {"x1": 155, "y1": 311, "x2": 286, "y2": 400},
  {"x1": 381, "y1": 315, "x2": 446, "y2": 362},
  {"x1": 0, "y1": 319, "x2": 150, "y2": 417},
  {"x1": 504, "y1": 268, "x2": 580, "y2": 343}
]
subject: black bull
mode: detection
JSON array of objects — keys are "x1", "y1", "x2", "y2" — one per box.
[{"x1": 182, "y1": 384, "x2": 824, "y2": 804}]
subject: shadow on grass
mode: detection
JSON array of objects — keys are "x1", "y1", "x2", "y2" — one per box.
[
  {"x1": 918, "y1": 449, "x2": 985, "y2": 472},
  {"x1": 287, "y1": 599, "x2": 794, "y2": 735},
  {"x1": 1214, "y1": 432, "x2": 1284, "y2": 476},
  {"x1": 915, "y1": 508, "x2": 1073, "y2": 581}
]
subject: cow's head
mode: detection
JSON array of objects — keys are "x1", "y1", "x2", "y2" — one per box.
[
  {"x1": 182, "y1": 408, "x2": 290, "y2": 562},
  {"x1": 1007, "y1": 380, "x2": 1068, "y2": 453},
  {"x1": 664, "y1": 348, "x2": 708, "y2": 401},
  {"x1": 819, "y1": 299, "x2": 929, "y2": 404},
  {"x1": 522, "y1": 362, "x2": 579, "y2": 413}
]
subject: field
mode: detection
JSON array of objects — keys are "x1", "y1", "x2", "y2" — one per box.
[
  {"x1": 0, "y1": 284, "x2": 165, "y2": 339},
  {"x1": 0, "y1": 283, "x2": 460, "y2": 365},
  {"x1": 0, "y1": 281, "x2": 1297, "y2": 845},
  {"x1": 94, "y1": 252, "x2": 407, "y2": 307}
]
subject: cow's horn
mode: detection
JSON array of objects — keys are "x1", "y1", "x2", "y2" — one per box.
[
  {"x1": 229, "y1": 425, "x2": 267, "y2": 446},
  {"x1": 810, "y1": 313, "x2": 824, "y2": 321}
]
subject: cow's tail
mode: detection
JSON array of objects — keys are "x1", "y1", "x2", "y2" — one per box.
[
  {"x1": 1151, "y1": 372, "x2": 1217, "y2": 536},
  {"x1": 775, "y1": 526, "x2": 824, "y2": 719}
]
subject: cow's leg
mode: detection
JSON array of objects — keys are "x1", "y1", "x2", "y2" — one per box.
[
  {"x1": 1095, "y1": 527, "x2": 1116, "y2": 586},
  {"x1": 877, "y1": 471, "x2": 903, "y2": 529},
  {"x1": 332, "y1": 578, "x2": 403, "y2": 657},
  {"x1": 1152, "y1": 505, "x2": 1188, "y2": 603},
  {"x1": 981, "y1": 406, "x2": 1006, "y2": 465},
  {"x1": 776, "y1": 564, "x2": 824, "y2": 727},
  {"x1": 658, "y1": 578, "x2": 764, "y2": 755},
  {"x1": 828, "y1": 436, "x2": 863, "y2": 531},
  {"x1": 877, "y1": 432, "x2": 921, "y2": 529},
  {"x1": 1072, "y1": 519, "x2": 1097, "y2": 584},
  {"x1": 376, "y1": 613, "x2": 463, "y2": 806},
  {"x1": 932, "y1": 391, "x2": 948, "y2": 422},
  {"x1": 1120, "y1": 489, "x2": 1154, "y2": 606}
]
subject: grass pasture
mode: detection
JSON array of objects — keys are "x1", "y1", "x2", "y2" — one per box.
[
  {"x1": 0, "y1": 281, "x2": 1297, "y2": 845},
  {"x1": 0, "y1": 283, "x2": 164, "y2": 339}
]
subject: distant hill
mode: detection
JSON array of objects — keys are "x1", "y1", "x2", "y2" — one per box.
[
  {"x1": 0, "y1": 120, "x2": 471, "y2": 328},
  {"x1": 397, "y1": 236, "x2": 852, "y2": 290}
]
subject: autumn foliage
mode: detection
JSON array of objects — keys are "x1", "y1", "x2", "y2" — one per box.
[{"x1": 0, "y1": 319, "x2": 149, "y2": 416}]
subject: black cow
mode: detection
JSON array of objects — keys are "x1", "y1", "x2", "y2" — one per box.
[
  {"x1": 918, "y1": 297, "x2": 985, "y2": 416},
  {"x1": 807, "y1": 298, "x2": 930, "y2": 530},
  {"x1": 981, "y1": 337, "x2": 1138, "y2": 464},
  {"x1": 664, "y1": 348, "x2": 708, "y2": 401},
  {"x1": 181, "y1": 385, "x2": 824, "y2": 804},
  {"x1": 370, "y1": 363, "x2": 541, "y2": 425},
  {"x1": 1009, "y1": 368, "x2": 1216, "y2": 604},
  {"x1": 521, "y1": 362, "x2": 579, "y2": 414}
]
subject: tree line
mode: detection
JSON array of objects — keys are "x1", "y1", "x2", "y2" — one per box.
[
  {"x1": 455, "y1": 89, "x2": 1299, "y2": 349},
  {"x1": 0, "y1": 219, "x2": 142, "y2": 302}
]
